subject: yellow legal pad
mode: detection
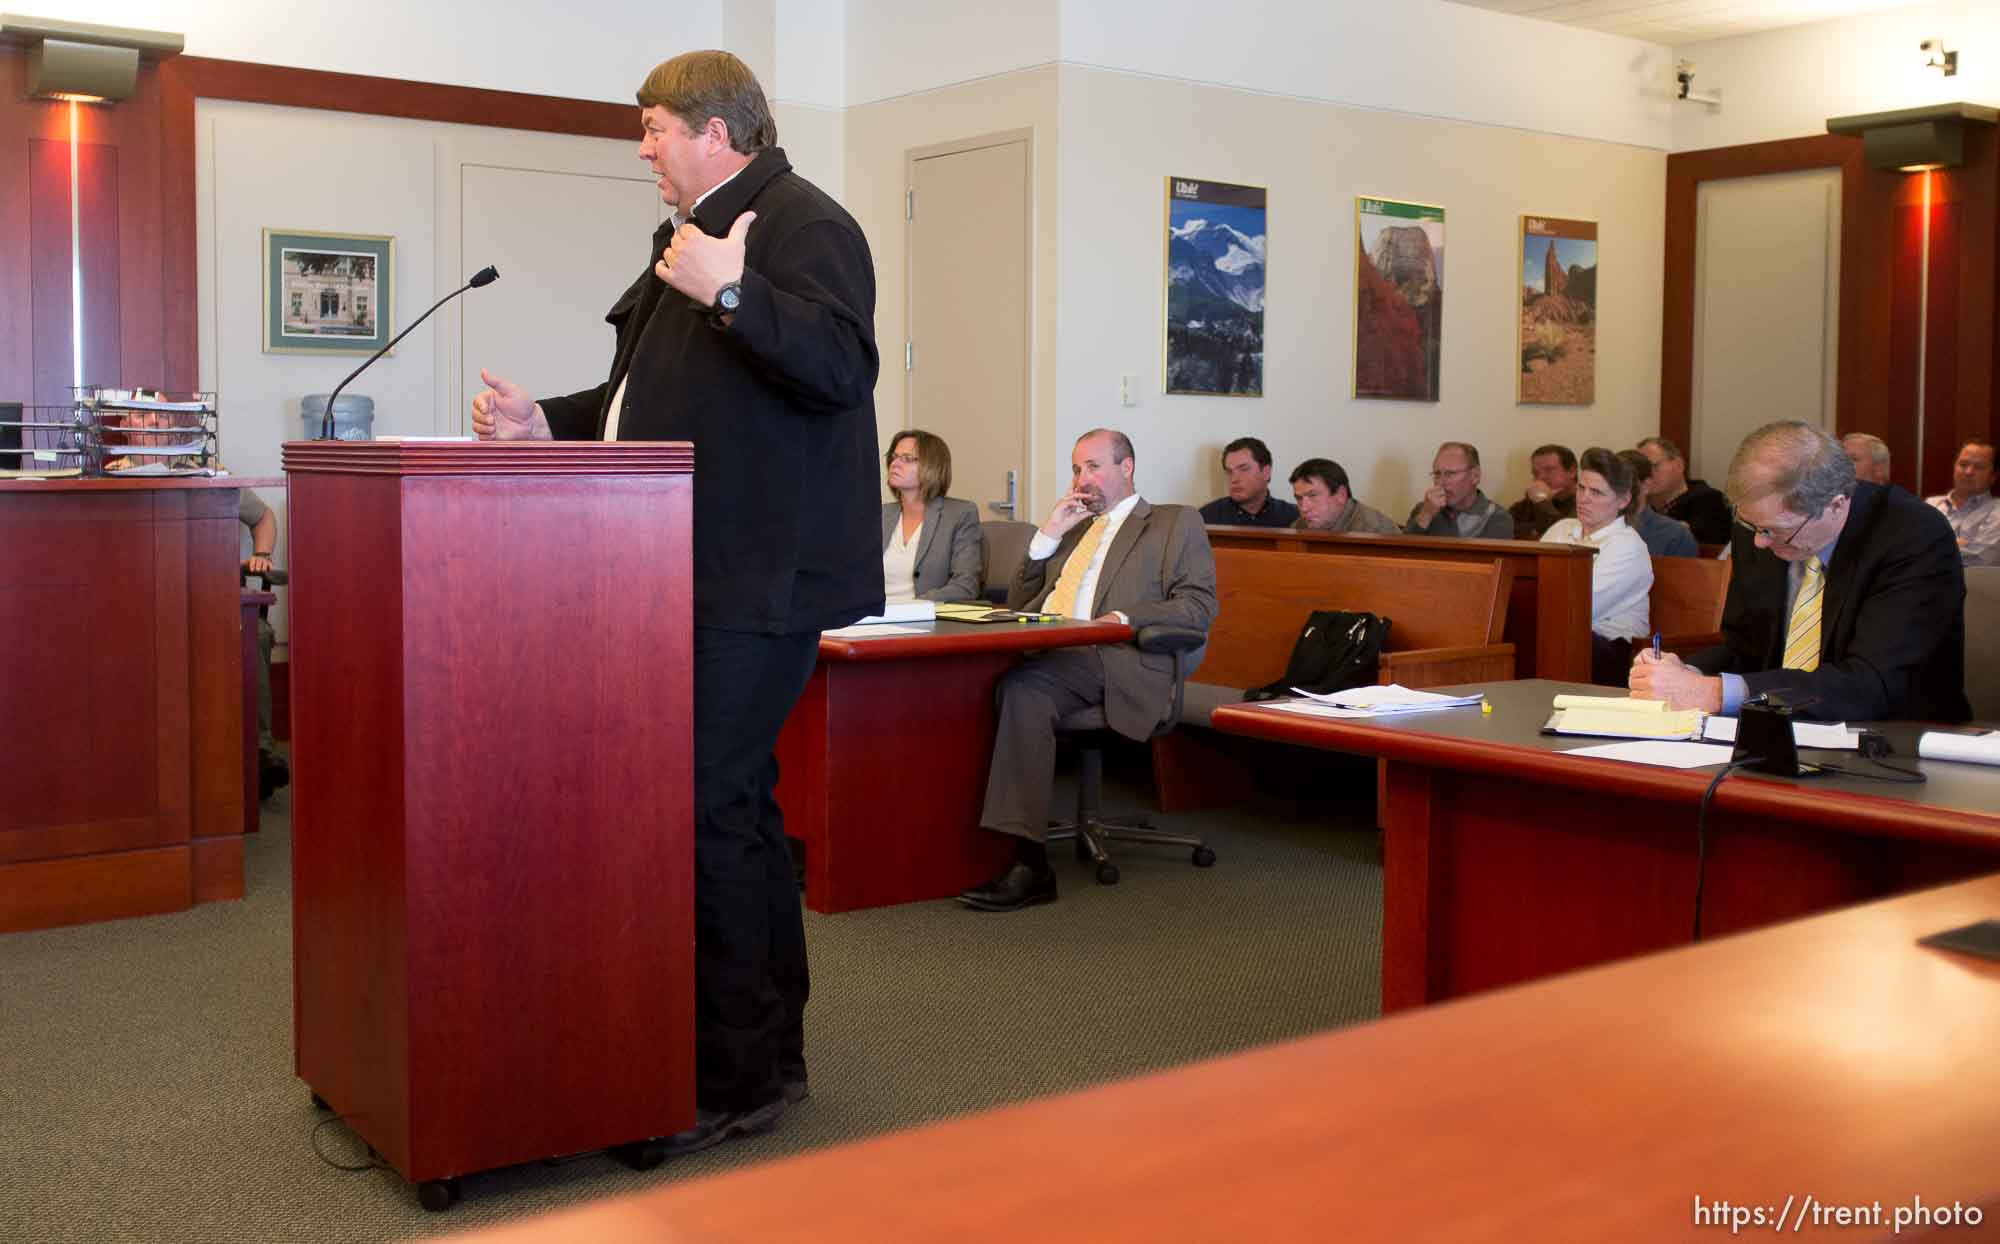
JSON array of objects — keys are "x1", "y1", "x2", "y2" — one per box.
[{"x1": 1544, "y1": 695, "x2": 1706, "y2": 741}]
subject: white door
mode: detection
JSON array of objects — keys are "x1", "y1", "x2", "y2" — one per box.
[
  {"x1": 1691, "y1": 167, "x2": 1842, "y2": 484},
  {"x1": 908, "y1": 138, "x2": 1031, "y2": 521},
  {"x1": 460, "y1": 165, "x2": 665, "y2": 429}
]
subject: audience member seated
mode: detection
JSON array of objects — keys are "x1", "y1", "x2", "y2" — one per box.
[
  {"x1": 1404, "y1": 441, "x2": 1512, "y2": 539},
  {"x1": 1508, "y1": 443, "x2": 1577, "y2": 540},
  {"x1": 960, "y1": 428, "x2": 1216, "y2": 913},
  {"x1": 1842, "y1": 432, "x2": 1892, "y2": 485},
  {"x1": 1617, "y1": 448, "x2": 1697, "y2": 557},
  {"x1": 1631, "y1": 421, "x2": 1970, "y2": 723},
  {"x1": 1925, "y1": 438, "x2": 2000, "y2": 568},
  {"x1": 1541, "y1": 447, "x2": 1652, "y2": 685},
  {"x1": 1637, "y1": 435, "x2": 1732, "y2": 545},
  {"x1": 239, "y1": 490, "x2": 287, "y2": 799},
  {"x1": 881, "y1": 429, "x2": 982, "y2": 603},
  {"x1": 1199, "y1": 436, "x2": 1299, "y2": 528},
  {"x1": 1288, "y1": 457, "x2": 1399, "y2": 535}
]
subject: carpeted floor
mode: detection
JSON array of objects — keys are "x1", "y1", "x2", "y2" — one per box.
[{"x1": 0, "y1": 750, "x2": 1382, "y2": 1242}]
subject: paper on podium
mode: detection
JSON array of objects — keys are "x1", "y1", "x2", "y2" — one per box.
[
  {"x1": 1917, "y1": 730, "x2": 2000, "y2": 767},
  {"x1": 821, "y1": 623, "x2": 929, "y2": 639},
  {"x1": 1291, "y1": 684, "x2": 1483, "y2": 713},
  {"x1": 1701, "y1": 717, "x2": 1859, "y2": 750},
  {"x1": 1561, "y1": 740, "x2": 1737, "y2": 768},
  {"x1": 849, "y1": 600, "x2": 937, "y2": 625}
]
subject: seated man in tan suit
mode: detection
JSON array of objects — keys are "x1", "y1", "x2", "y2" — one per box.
[{"x1": 960, "y1": 428, "x2": 1217, "y2": 912}]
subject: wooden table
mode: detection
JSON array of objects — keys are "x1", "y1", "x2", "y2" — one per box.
[
  {"x1": 1213, "y1": 678, "x2": 2000, "y2": 1012},
  {"x1": 450, "y1": 872, "x2": 2000, "y2": 1242},
  {"x1": 0, "y1": 475, "x2": 278, "y2": 932},
  {"x1": 1204, "y1": 526, "x2": 1594, "y2": 682},
  {"x1": 775, "y1": 617, "x2": 1130, "y2": 913}
]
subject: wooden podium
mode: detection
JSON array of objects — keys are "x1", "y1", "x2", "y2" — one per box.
[{"x1": 282, "y1": 441, "x2": 696, "y2": 1205}]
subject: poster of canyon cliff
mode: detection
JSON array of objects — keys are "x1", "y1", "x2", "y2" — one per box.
[
  {"x1": 1518, "y1": 215, "x2": 1598, "y2": 405},
  {"x1": 1353, "y1": 197, "x2": 1445, "y2": 402},
  {"x1": 1164, "y1": 176, "x2": 1267, "y2": 396}
]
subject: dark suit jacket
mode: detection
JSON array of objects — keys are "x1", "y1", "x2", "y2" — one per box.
[
  {"x1": 540, "y1": 147, "x2": 883, "y2": 634},
  {"x1": 881, "y1": 496, "x2": 982, "y2": 602},
  {"x1": 1690, "y1": 482, "x2": 1970, "y2": 722},
  {"x1": 1009, "y1": 500, "x2": 1217, "y2": 739}
]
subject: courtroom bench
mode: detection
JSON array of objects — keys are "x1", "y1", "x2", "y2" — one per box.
[
  {"x1": 1649, "y1": 554, "x2": 1731, "y2": 659},
  {"x1": 1153, "y1": 548, "x2": 1514, "y2": 811},
  {"x1": 1203, "y1": 525, "x2": 1593, "y2": 683}
]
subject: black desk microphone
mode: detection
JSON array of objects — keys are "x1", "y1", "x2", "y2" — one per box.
[{"x1": 318, "y1": 266, "x2": 499, "y2": 439}]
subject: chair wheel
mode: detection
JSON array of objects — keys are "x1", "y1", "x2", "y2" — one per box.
[
  {"x1": 309, "y1": 1092, "x2": 330, "y2": 1112},
  {"x1": 610, "y1": 1140, "x2": 666, "y2": 1171},
  {"x1": 1192, "y1": 846, "x2": 1216, "y2": 868},
  {"x1": 416, "y1": 1177, "x2": 461, "y2": 1212},
  {"x1": 1096, "y1": 862, "x2": 1120, "y2": 886}
]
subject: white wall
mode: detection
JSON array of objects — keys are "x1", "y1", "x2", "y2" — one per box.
[
  {"x1": 1060, "y1": 0, "x2": 1674, "y2": 152},
  {"x1": 1051, "y1": 66, "x2": 1666, "y2": 520},
  {"x1": 845, "y1": 0, "x2": 1060, "y2": 106},
  {"x1": 1671, "y1": 0, "x2": 2000, "y2": 151},
  {"x1": 47, "y1": 0, "x2": 724, "y2": 104}
]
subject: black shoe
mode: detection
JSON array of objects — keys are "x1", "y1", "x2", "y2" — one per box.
[
  {"x1": 259, "y1": 753, "x2": 290, "y2": 802},
  {"x1": 659, "y1": 1096, "x2": 788, "y2": 1157},
  {"x1": 782, "y1": 1076, "x2": 810, "y2": 1105},
  {"x1": 957, "y1": 861, "x2": 1057, "y2": 912}
]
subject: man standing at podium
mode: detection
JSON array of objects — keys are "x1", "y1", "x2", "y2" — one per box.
[{"x1": 472, "y1": 51, "x2": 882, "y2": 1155}]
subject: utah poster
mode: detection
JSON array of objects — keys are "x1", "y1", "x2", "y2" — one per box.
[
  {"x1": 1165, "y1": 176, "x2": 1266, "y2": 396},
  {"x1": 1353, "y1": 197, "x2": 1444, "y2": 402},
  {"x1": 1518, "y1": 215, "x2": 1598, "y2": 405}
]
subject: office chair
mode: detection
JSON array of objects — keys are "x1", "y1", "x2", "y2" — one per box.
[
  {"x1": 1046, "y1": 624, "x2": 1216, "y2": 885},
  {"x1": 980, "y1": 520, "x2": 1036, "y2": 603}
]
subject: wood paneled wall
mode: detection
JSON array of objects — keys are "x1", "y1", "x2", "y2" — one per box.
[
  {"x1": 0, "y1": 49, "x2": 635, "y2": 412},
  {"x1": 1663, "y1": 126, "x2": 2000, "y2": 497}
]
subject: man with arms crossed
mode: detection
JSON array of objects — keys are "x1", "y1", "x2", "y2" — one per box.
[
  {"x1": 473, "y1": 51, "x2": 882, "y2": 1154},
  {"x1": 1631, "y1": 421, "x2": 1968, "y2": 723},
  {"x1": 961, "y1": 429, "x2": 1216, "y2": 912},
  {"x1": 1199, "y1": 436, "x2": 1299, "y2": 528},
  {"x1": 1926, "y1": 439, "x2": 2000, "y2": 567}
]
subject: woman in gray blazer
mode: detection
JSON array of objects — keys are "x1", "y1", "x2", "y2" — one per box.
[{"x1": 883, "y1": 429, "x2": 984, "y2": 603}]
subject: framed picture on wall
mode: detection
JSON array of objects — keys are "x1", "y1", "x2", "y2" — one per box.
[
  {"x1": 1353, "y1": 197, "x2": 1444, "y2": 402},
  {"x1": 262, "y1": 229, "x2": 395, "y2": 355},
  {"x1": 1163, "y1": 176, "x2": 1266, "y2": 397},
  {"x1": 1517, "y1": 215, "x2": 1598, "y2": 405}
]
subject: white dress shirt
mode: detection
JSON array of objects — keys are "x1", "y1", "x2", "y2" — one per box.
[
  {"x1": 1026, "y1": 493, "x2": 1142, "y2": 620},
  {"x1": 602, "y1": 211, "x2": 682, "y2": 443},
  {"x1": 1926, "y1": 491, "x2": 2000, "y2": 567},
  {"x1": 882, "y1": 517, "x2": 923, "y2": 603},
  {"x1": 1542, "y1": 515, "x2": 1653, "y2": 641}
]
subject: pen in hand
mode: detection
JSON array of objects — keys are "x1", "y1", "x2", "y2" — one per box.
[{"x1": 1651, "y1": 632, "x2": 1662, "y2": 662}]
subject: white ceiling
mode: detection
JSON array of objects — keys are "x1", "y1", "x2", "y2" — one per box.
[{"x1": 1445, "y1": 0, "x2": 1931, "y2": 45}]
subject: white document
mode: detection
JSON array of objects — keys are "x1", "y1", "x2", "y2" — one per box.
[
  {"x1": 1291, "y1": 683, "x2": 1483, "y2": 713},
  {"x1": 1561, "y1": 740, "x2": 1738, "y2": 769},
  {"x1": 820, "y1": 623, "x2": 930, "y2": 639},
  {"x1": 1550, "y1": 694, "x2": 1673, "y2": 714},
  {"x1": 1262, "y1": 701, "x2": 1382, "y2": 719},
  {"x1": 849, "y1": 600, "x2": 937, "y2": 625},
  {"x1": 1700, "y1": 717, "x2": 1859, "y2": 750},
  {"x1": 1917, "y1": 730, "x2": 2000, "y2": 767}
]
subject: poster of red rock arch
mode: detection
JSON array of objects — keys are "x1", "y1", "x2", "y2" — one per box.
[
  {"x1": 1353, "y1": 197, "x2": 1444, "y2": 402},
  {"x1": 1518, "y1": 215, "x2": 1598, "y2": 405}
]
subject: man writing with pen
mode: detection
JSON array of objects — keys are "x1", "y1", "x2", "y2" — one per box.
[{"x1": 958, "y1": 428, "x2": 1217, "y2": 912}]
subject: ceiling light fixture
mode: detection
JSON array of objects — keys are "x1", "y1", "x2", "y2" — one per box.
[{"x1": 0, "y1": 13, "x2": 184, "y2": 103}]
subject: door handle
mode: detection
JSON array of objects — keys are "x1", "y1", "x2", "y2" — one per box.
[{"x1": 988, "y1": 468, "x2": 1017, "y2": 517}]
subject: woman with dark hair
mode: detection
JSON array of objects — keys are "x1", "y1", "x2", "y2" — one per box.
[
  {"x1": 1542, "y1": 446, "x2": 1654, "y2": 685},
  {"x1": 882, "y1": 429, "x2": 983, "y2": 603}
]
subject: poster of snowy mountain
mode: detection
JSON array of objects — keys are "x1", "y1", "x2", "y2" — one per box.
[{"x1": 1164, "y1": 176, "x2": 1266, "y2": 396}]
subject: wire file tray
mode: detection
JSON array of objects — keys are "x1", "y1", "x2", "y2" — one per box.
[{"x1": 76, "y1": 387, "x2": 221, "y2": 477}]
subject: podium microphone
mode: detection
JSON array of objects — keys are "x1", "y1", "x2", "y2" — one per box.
[{"x1": 319, "y1": 266, "x2": 500, "y2": 439}]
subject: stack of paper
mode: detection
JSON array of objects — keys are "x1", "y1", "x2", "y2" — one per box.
[
  {"x1": 1546, "y1": 695, "x2": 1705, "y2": 740},
  {"x1": 1290, "y1": 684, "x2": 1485, "y2": 713},
  {"x1": 1700, "y1": 717, "x2": 1859, "y2": 749},
  {"x1": 1917, "y1": 730, "x2": 2000, "y2": 767},
  {"x1": 849, "y1": 600, "x2": 937, "y2": 625}
]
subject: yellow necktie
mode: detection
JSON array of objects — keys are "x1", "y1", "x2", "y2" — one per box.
[
  {"x1": 1042, "y1": 516, "x2": 1108, "y2": 618},
  {"x1": 1782, "y1": 555, "x2": 1824, "y2": 672}
]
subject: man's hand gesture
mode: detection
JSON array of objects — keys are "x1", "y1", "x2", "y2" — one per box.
[
  {"x1": 471, "y1": 368, "x2": 551, "y2": 440},
  {"x1": 656, "y1": 211, "x2": 755, "y2": 308}
]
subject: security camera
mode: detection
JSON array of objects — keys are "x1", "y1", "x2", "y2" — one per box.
[
  {"x1": 1676, "y1": 60, "x2": 1695, "y2": 99},
  {"x1": 1921, "y1": 39, "x2": 1958, "y2": 76}
]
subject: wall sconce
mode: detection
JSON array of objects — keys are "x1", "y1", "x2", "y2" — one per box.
[
  {"x1": 1921, "y1": 39, "x2": 1958, "y2": 77},
  {"x1": 1828, "y1": 102, "x2": 1997, "y2": 172},
  {"x1": 0, "y1": 13, "x2": 183, "y2": 102}
]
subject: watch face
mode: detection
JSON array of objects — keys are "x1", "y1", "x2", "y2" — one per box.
[{"x1": 718, "y1": 284, "x2": 741, "y2": 311}]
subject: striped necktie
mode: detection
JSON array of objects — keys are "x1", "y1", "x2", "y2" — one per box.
[
  {"x1": 1042, "y1": 516, "x2": 1108, "y2": 618},
  {"x1": 1782, "y1": 555, "x2": 1824, "y2": 672}
]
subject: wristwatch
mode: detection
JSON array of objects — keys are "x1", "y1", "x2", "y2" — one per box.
[{"x1": 715, "y1": 281, "x2": 743, "y2": 313}]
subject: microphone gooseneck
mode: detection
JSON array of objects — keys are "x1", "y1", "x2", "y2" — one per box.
[{"x1": 318, "y1": 267, "x2": 502, "y2": 438}]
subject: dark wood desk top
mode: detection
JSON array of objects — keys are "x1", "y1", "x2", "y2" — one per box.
[
  {"x1": 817, "y1": 617, "x2": 1131, "y2": 662},
  {"x1": 0, "y1": 474, "x2": 281, "y2": 493},
  {"x1": 457, "y1": 873, "x2": 2000, "y2": 1242},
  {"x1": 1214, "y1": 678, "x2": 2000, "y2": 847}
]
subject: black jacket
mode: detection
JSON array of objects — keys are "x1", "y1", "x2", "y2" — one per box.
[
  {"x1": 540, "y1": 147, "x2": 884, "y2": 634},
  {"x1": 1664, "y1": 478, "x2": 1733, "y2": 546},
  {"x1": 1690, "y1": 482, "x2": 1969, "y2": 723}
]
